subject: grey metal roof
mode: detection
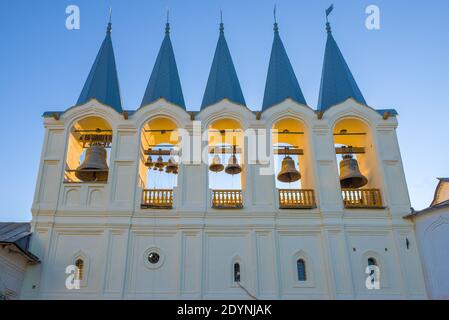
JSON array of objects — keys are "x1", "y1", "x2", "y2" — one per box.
[
  {"x1": 262, "y1": 23, "x2": 307, "y2": 111},
  {"x1": 318, "y1": 23, "x2": 366, "y2": 112},
  {"x1": 0, "y1": 223, "x2": 39, "y2": 263},
  {"x1": 141, "y1": 23, "x2": 186, "y2": 109},
  {"x1": 77, "y1": 22, "x2": 123, "y2": 112},
  {"x1": 201, "y1": 23, "x2": 246, "y2": 109}
]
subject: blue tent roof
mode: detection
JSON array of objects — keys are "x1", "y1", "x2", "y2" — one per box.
[
  {"x1": 141, "y1": 23, "x2": 186, "y2": 109},
  {"x1": 262, "y1": 23, "x2": 307, "y2": 111},
  {"x1": 201, "y1": 23, "x2": 246, "y2": 109},
  {"x1": 318, "y1": 23, "x2": 366, "y2": 112},
  {"x1": 77, "y1": 23, "x2": 122, "y2": 112}
]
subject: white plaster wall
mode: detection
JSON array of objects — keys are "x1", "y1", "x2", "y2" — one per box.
[
  {"x1": 414, "y1": 208, "x2": 449, "y2": 299},
  {"x1": 0, "y1": 247, "x2": 28, "y2": 300}
]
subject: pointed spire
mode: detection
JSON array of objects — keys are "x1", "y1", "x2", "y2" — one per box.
[
  {"x1": 262, "y1": 16, "x2": 307, "y2": 111},
  {"x1": 141, "y1": 17, "x2": 185, "y2": 109},
  {"x1": 201, "y1": 16, "x2": 246, "y2": 109},
  {"x1": 77, "y1": 18, "x2": 122, "y2": 112},
  {"x1": 318, "y1": 19, "x2": 366, "y2": 111}
]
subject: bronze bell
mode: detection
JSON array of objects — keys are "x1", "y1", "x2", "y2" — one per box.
[
  {"x1": 225, "y1": 155, "x2": 242, "y2": 175},
  {"x1": 339, "y1": 154, "x2": 368, "y2": 189},
  {"x1": 165, "y1": 157, "x2": 177, "y2": 173},
  {"x1": 154, "y1": 156, "x2": 164, "y2": 170},
  {"x1": 145, "y1": 155, "x2": 154, "y2": 168},
  {"x1": 277, "y1": 156, "x2": 301, "y2": 183},
  {"x1": 209, "y1": 155, "x2": 224, "y2": 173},
  {"x1": 75, "y1": 144, "x2": 109, "y2": 182}
]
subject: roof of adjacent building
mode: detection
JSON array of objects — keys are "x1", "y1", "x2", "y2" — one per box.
[
  {"x1": 262, "y1": 23, "x2": 307, "y2": 111},
  {"x1": 201, "y1": 23, "x2": 246, "y2": 109},
  {"x1": 76, "y1": 22, "x2": 123, "y2": 112},
  {"x1": 405, "y1": 178, "x2": 449, "y2": 219},
  {"x1": 0, "y1": 223, "x2": 39, "y2": 263},
  {"x1": 141, "y1": 23, "x2": 186, "y2": 109},
  {"x1": 318, "y1": 23, "x2": 366, "y2": 112}
]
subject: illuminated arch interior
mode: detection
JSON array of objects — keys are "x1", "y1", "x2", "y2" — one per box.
[
  {"x1": 65, "y1": 116, "x2": 112, "y2": 183},
  {"x1": 208, "y1": 118, "x2": 243, "y2": 190},
  {"x1": 272, "y1": 118, "x2": 310, "y2": 189},
  {"x1": 139, "y1": 117, "x2": 179, "y2": 189},
  {"x1": 333, "y1": 118, "x2": 380, "y2": 189}
]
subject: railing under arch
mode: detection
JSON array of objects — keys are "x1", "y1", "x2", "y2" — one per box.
[
  {"x1": 342, "y1": 189, "x2": 383, "y2": 209},
  {"x1": 212, "y1": 190, "x2": 243, "y2": 209},
  {"x1": 142, "y1": 189, "x2": 173, "y2": 209},
  {"x1": 278, "y1": 189, "x2": 316, "y2": 209}
]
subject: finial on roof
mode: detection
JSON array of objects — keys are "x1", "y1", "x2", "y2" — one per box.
[
  {"x1": 273, "y1": 5, "x2": 279, "y2": 33},
  {"x1": 219, "y1": 9, "x2": 224, "y2": 33},
  {"x1": 325, "y1": 4, "x2": 334, "y2": 34},
  {"x1": 326, "y1": 22, "x2": 332, "y2": 34},
  {"x1": 107, "y1": 8, "x2": 112, "y2": 34},
  {"x1": 165, "y1": 9, "x2": 170, "y2": 35}
]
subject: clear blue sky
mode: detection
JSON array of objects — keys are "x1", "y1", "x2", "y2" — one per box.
[{"x1": 1, "y1": 0, "x2": 448, "y2": 222}]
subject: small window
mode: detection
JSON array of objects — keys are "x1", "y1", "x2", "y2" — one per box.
[
  {"x1": 367, "y1": 257, "x2": 378, "y2": 276},
  {"x1": 234, "y1": 263, "x2": 241, "y2": 283},
  {"x1": 75, "y1": 259, "x2": 84, "y2": 281},
  {"x1": 368, "y1": 257, "x2": 377, "y2": 266},
  {"x1": 297, "y1": 259, "x2": 307, "y2": 282}
]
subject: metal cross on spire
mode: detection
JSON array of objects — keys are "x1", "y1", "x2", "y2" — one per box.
[
  {"x1": 219, "y1": 9, "x2": 224, "y2": 33},
  {"x1": 166, "y1": 8, "x2": 170, "y2": 34}
]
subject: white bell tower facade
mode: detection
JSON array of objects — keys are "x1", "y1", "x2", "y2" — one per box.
[{"x1": 20, "y1": 17, "x2": 427, "y2": 300}]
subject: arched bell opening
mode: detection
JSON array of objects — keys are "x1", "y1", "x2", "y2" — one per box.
[
  {"x1": 272, "y1": 118, "x2": 316, "y2": 209},
  {"x1": 333, "y1": 118, "x2": 383, "y2": 209},
  {"x1": 140, "y1": 117, "x2": 180, "y2": 209},
  {"x1": 208, "y1": 118, "x2": 244, "y2": 209},
  {"x1": 65, "y1": 116, "x2": 112, "y2": 183}
]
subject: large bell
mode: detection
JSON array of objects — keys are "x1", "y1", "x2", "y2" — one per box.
[
  {"x1": 277, "y1": 156, "x2": 301, "y2": 183},
  {"x1": 339, "y1": 154, "x2": 368, "y2": 189},
  {"x1": 225, "y1": 155, "x2": 242, "y2": 175},
  {"x1": 209, "y1": 155, "x2": 224, "y2": 173},
  {"x1": 165, "y1": 157, "x2": 178, "y2": 173},
  {"x1": 75, "y1": 144, "x2": 109, "y2": 182}
]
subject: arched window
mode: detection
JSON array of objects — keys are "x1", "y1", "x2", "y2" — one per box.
[
  {"x1": 297, "y1": 259, "x2": 307, "y2": 282},
  {"x1": 234, "y1": 263, "x2": 241, "y2": 283},
  {"x1": 75, "y1": 259, "x2": 84, "y2": 281}
]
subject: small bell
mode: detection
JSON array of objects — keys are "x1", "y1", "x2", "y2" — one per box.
[
  {"x1": 277, "y1": 156, "x2": 301, "y2": 183},
  {"x1": 154, "y1": 156, "x2": 164, "y2": 170},
  {"x1": 225, "y1": 154, "x2": 242, "y2": 175},
  {"x1": 209, "y1": 155, "x2": 224, "y2": 173},
  {"x1": 145, "y1": 155, "x2": 154, "y2": 168},
  {"x1": 339, "y1": 154, "x2": 368, "y2": 189},
  {"x1": 75, "y1": 144, "x2": 109, "y2": 182}
]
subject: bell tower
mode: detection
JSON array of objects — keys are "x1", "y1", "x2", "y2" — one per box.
[{"x1": 21, "y1": 9, "x2": 427, "y2": 300}]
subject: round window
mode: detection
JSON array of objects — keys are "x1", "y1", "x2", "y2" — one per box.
[
  {"x1": 148, "y1": 252, "x2": 160, "y2": 264},
  {"x1": 143, "y1": 247, "x2": 164, "y2": 269}
]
